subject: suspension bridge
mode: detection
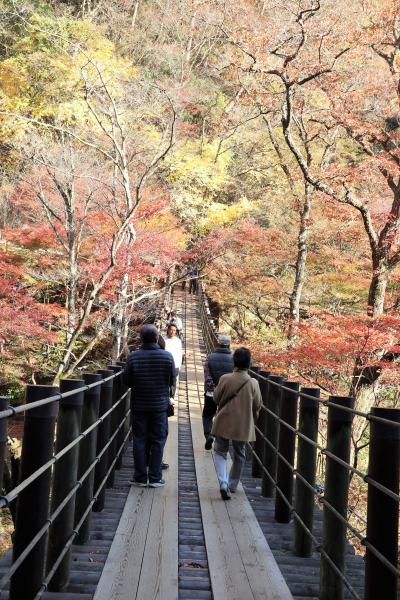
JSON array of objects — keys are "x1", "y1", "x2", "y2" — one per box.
[{"x1": 0, "y1": 288, "x2": 398, "y2": 600}]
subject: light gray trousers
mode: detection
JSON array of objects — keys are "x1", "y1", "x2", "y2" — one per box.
[{"x1": 214, "y1": 437, "x2": 246, "y2": 491}]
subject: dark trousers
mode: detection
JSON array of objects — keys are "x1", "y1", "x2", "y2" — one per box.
[
  {"x1": 202, "y1": 393, "x2": 217, "y2": 438},
  {"x1": 132, "y1": 411, "x2": 168, "y2": 483},
  {"x1": 189, "y1": 279, "x2": 197, "y2": 294}
]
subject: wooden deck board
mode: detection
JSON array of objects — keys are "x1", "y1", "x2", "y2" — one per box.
[
  {"x1": 186, "y1": 297, "x2": 294, "y2": 600},
  {"x1": 135, "y1": 415, "x2": 179, "y2": 600},
  {"x1": 94, "y1": 414, "x2": 179, "y2": 600}
]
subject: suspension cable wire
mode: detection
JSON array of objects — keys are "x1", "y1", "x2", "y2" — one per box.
[{"x1": 249, "y1": 439, "x2": 400, "y2": 580}]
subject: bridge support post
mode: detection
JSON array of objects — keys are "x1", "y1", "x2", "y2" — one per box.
[
  {"x1": 9, "y1": 385, "x2": 58, "y2": 600},
  {"x1": 319, "y1": 395, "x2": 354, "y2": 600},
  {"x1": 261, "y1": 375, "x2": 284, "y2": 498},
  {"x1": 275, "y1": 381, "x2": 299, "y2": 523},
  {"x1": 75, "y1": 373, "x2": 101, "y2": 544},
  {"x1": 107, "y1": 366, "x2": 122, "y2": 488},
  {"x1": 252, "y1": 371, "x2": 269, "y2": 478},
  {"x1": 293, "y1": 387, "x2": 320, "y2": 557},
  {"x1": 93, "y1": 369, "x2": 114, "y2": 512},
  {"x1": 47, "y1": 379, "x2": 84, "y2": 591},
  {"x1": 0, "y1": 397, "x2": 8, "y2": 500},
  {"x1": 116, "y1": 360, "x2": 128, "y2": 469},
  {"x1": 365, "y1": 407, "x2": 400, "y2": 600}
]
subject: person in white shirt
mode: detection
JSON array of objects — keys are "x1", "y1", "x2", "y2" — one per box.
[
  {"x1": 167, "y1": 311, "x2": 183, "y2": 339},
  {"x1": 164, "y1": 324, "x2": 183, "y2": 376}
]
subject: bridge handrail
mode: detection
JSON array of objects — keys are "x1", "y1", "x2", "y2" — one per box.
[
  {"x1": 0, "y1": 365, "x2": 131, "y2": 599},
  {"x1": 0, "y1": 372, "x2": 117, "y2": 420},
  {"x1": 198, "y1": 281, "x2": 400, "y2": 600}
]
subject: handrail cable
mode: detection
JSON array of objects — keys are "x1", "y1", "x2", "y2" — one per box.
[
  {"x1": 0, "y1": 408, "x2": 130, "y2": 591},
  {"x1": 0, "y1": 371, "x2": 122, "y2": 421},
  {"x1": 198, "y1": 281, "x2": 400, "y2": 592},
  {"x1": 0, "y1": 390, "x2": 128, "y2": 509},
  {"x1": 247, "y1": 444, "x2": 363, "y2": 600},
  {"x1": 258, "y1": 403, "x2": 400, "y2": 503}
]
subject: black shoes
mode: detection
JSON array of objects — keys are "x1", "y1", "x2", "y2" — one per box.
[
  {"x1": 220, "y1": 483, "x2": 231, "y2": 500},
  {"x1": 161, "y1": 462, "x2": 169, "y2": 470},
  {"x1": 204, "y1": 436, "x2": 214, "y2": 450}
]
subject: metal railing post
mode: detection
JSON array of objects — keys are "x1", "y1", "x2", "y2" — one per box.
[
  {"x1": 0, "y1": 397, "x2": 8, "y2": 496},
  {"x1": 106, "y1": 366, "x2": 122, "y2": 487},
  {"x1": 9, "y1": 385, "x2": 58, "y2": 600},
  {"x1": 275, "y1": 381, "x2": 299, "y2": 523},
  {"x1": 116, "y1": 360, "x2": 128, "y2": 469},
  {"x1": 294, "y1": 387, "x2": 320, "y2": 557},
  {"x1": 252, "y1": 371, "x2": 270, "y2": 478},
  {"x1": 47, "y1": 379, "x2": 84, "y2": 591},
  {"x1": 93, "y1": 369, "x2": 114, "y2": 512},
  {"x1": 261, "y1": 375, "x2": 284, "y2": 498},
  {"x1": 75, "y1": 373, "x2": 101, "y2": 544},
  {"x1": 319, "y1": 395, "x2": 354, "y2": 600},
  {"x1": 365, "y1": 407, "x2": 400, "y2": 600}
]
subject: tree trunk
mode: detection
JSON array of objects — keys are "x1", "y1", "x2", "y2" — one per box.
[
  {"x1": 131, "y1": 0, "x2": 140, "y2": 29},
  {"x1": 112, "y1": 273, "x2": 128, "y2": 361},
  {"x1": 367, "y1": 258, "x2": 388, "y2": 317},
  {"x1": 288, "y1": 182, "x2": 312, "y2": 339}
]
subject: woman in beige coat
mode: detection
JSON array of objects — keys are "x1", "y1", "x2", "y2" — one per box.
[{"x1": 211, "y1": 347, "x2": 262, "y2": 500}]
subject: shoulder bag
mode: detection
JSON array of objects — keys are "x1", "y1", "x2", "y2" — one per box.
[{"x1": 218, "y1": 378, "x2": 251, "y2": 412}]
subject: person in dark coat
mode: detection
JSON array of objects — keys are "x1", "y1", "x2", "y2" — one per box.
[
  {"x1": 202, "y1": 334, "x2": 234, "y2": 450},
  {"x1": 123, "y1": 324, "x2": 176, "y2": 487}
]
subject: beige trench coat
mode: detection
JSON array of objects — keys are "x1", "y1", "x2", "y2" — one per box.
[{"x1": 211, "y1": 368, "x2": 262, "y2": 442}]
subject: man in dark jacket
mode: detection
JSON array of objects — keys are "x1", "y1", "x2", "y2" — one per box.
[
  {"x1": 202, "y1": 334, "x2": 234, "y2": 450},
  {"x1": 123, "y1": 324, "x2": 176, "y2": 487}
]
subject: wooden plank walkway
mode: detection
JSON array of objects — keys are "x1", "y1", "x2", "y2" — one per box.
[
  {"x1": 0, "y1": 291, "x2": 366, "y2": 600},
  {"x1": 94, "y1": 292, "x2": 293, "y2": 600},
  {"x1": 185, "y1": 296, "x2": 293, "y2": 600},
  {"x1": 94, "y1": 413, "x2": 178, "y2": 600},
  {"x1": 0, "y1": 448, "x2": 133, "y2": 599}
]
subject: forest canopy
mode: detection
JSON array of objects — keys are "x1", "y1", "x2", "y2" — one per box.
[{"x1": 0, "y1": 0, "x2": 399, "y2": 421}]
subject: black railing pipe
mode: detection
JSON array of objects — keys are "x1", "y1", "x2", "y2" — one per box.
[
  {"x1": 261, "y1": 375, "x2": 284, "y2": 498},
  {"x1": 75, "y1": 373, "x2": 101, "y2": 544},
  {"x1": 106, "y1": 366, "x2": 122, "y2": 487},
  {"x1": 93, "y1": 369, "x2": 114, "y2": 512},
  {"x1": 9, "y1": 385, "x2": 58, "y2": 600},
  {"x1": 293, "y1": 387, "x2": 320, "y2": 557},
  {"x1": 275, "y1": 381, "x2": 299, "y2": 523},
  {"x1": 116, "y1": 360, "x2": 128, "y2": 469},
  {"x1": 0, "y1": 398, "x2": 8, "y2": 497},
  {"x1": 47, "y1": 379, "x2": 84, "y2": 591},
  {"x1": 319, "y1": 395, "x2": 354, "y2": 600},
  {"x1": 252, "y1": 371, "x2": 270, "y2": 478},
  {"x1": 365, "y1": 407, "x2": 400, "y2": 600}
]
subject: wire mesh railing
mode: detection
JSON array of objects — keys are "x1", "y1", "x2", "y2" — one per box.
[
  {"x1": 0, "y1": 363, "x2": 131, "y2": 600},
  {"x1": 198, "y1": 282, "x2": 400, "y2": 600}
]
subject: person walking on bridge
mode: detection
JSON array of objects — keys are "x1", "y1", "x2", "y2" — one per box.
[
  {"x1": 163, "y1": 323, "x2": 183, "y2": 378},
  {"x1": 212, "y1": 347, "x2": 262, "y2": 500},
  {"x1": 123, "y1": 324, "x2": 176, "y2": 488},
  {"x1": 203, "y1": 334, "x2": 234, "y2": 450},
  {"x1": 167, "y1": 310, "x2": 183, "y2": 335}
]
